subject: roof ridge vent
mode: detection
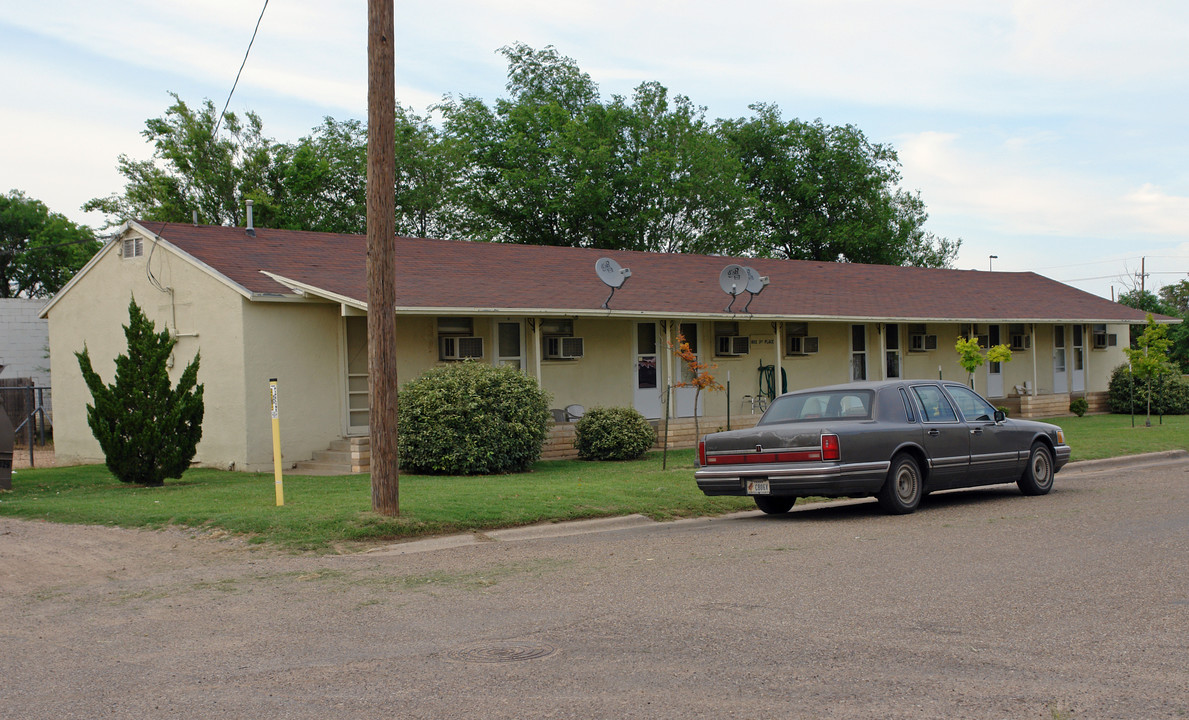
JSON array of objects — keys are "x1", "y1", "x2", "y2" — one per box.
[{"x1": 245, "y1": 199, "x2": 256, "y2": 237}]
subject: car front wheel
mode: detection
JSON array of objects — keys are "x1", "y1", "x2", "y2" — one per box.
[
  {"x1": 754, "y1": 496, "x2": 796, "y2": 514},
  {"x1": 878, "y1": 453, "x2": 922, "y2": 514},
  {"x1": 1018, "y1": 442, "x2": 1054, "y2": 496}
]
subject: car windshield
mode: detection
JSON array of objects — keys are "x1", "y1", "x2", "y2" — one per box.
[{"x1": 758, "y1": 390, "x2": 874, "y2": 425}]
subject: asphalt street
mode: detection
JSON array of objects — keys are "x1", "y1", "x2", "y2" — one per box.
[{"x1": 1, "y1": 454, "x2": 1186, "y2": 719}]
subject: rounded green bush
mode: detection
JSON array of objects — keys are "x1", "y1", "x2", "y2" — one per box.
[
  {"x1": 399, "y1": 362, "x2": 551, "y2": 474},
  {"x1": 1107, "y1": 364, "x2": 1189, "y2": 415},
  {"x1": 1069, "y1": 397, "x2": 1088, "y2": 417},
  {"x1": 573, "y1": 406, "x2": 655, "y2": 461}
]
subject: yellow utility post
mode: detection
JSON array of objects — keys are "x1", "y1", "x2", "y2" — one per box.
[{"x1": 269, "y1": 378, "x2": 284, "y2": 506}]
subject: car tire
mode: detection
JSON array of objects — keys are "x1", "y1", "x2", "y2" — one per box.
[
  {"x1": 1018, "y1": 441, "x2": 1054, "y2": 496},
  {"x1": 878, "y1": 454, "x2": 922, "y2": 515},
  {"x1": 754, "y1": 496, "x2": 796, "y2": 514}
]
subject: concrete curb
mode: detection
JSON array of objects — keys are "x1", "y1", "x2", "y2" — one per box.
[
  {"x1": 358, "y1": 450, "x2": 1188, "y2": 556},
  {"x1": 1060, "y1": 449, "x2": 1189, "y2": 474}
]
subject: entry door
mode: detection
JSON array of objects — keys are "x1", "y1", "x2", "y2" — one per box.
[
  {"x1": 674, "y1": 322, "x2": 703, "y2": 418},
  {"x1": 494, "y1": 320, "x2": 524, "y2": 370},
  {"x1": 1071, "y1": 325, "x2": 1085, "y2": 393},
  {"x1": 344, "y1": 316, "x2": 369, "y2": 435},
  {"x1": 634, "y1": 322, "x2": 662, "y2": 420},
  {"x1": 1053, "y1": 326, "x2": 1068, "y2": 394},
  {"x1": 985, "y1": 324, "x2": 1004, "y2": 398}
]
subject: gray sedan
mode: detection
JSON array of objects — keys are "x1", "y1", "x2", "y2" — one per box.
[{"x1": 695, "y1": 379, "x2": 1071, "y2": 514}]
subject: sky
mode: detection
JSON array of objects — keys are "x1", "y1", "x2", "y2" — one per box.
[{"x1": 3, "y1": 0, "x2": 1187, "y2": 301}]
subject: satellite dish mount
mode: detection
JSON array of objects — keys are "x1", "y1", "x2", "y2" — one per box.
[
  {"x1": 741, "y1": 266, "x2": 770, "y2": 313},
  {"x1": 720, "y1": 264, "x2": 769, "y2": 313},
  {"x1": 595, "y1": 257, "x2": 632, "y2": 309}
]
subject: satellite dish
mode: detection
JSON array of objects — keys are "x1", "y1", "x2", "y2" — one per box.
[
  {"x1": 595, "y1": 257, "x2": 632, "y2": 309},
  {"x1": 719, "y1": 264, "x2": 747, "y2": 312},
  {"x1": 742, "y1": 265, "x2": 770, "y2": 313},
  {"x1": 595, "y1": 257, "x2": 630, "y2": 288},
  {"x1": 743, "y1": 266, "x2": 769, "y2": 295}
]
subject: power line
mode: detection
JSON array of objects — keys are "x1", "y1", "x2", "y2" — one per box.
[{"x1": 213, "y1": 0, "x2": 270, "y2": 138}]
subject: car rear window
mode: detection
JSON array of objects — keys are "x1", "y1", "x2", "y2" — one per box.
[{"x1": 758, "y1": 390, "x2": 874, "y2": 425}]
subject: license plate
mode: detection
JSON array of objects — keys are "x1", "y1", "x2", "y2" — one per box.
[{"x1": 746, "y1": 480, "x2": 770, "y2": 495}]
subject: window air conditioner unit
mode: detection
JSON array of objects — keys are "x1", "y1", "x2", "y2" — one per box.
[
  {"x1": 439, "y1": 336, "x2": 484, "y2": 360},
  {"x1": 1092, "y1": 332, "x2": 1117, "y2": 349},
  {"x1": 1010, "y1": 334, "x2": 1031, "y2": 351},
  {"x1": 716, "y1": 335, "x2": 750, "y2": 356},
  {"x1": 786, "y1": 336, "x2": 819, "y2": 355},
  {"x1": 544, "y1": 336, "x2": 584, "y2": 359},
  {"x1": 909, "y1": 334, "x2": 937, "y2": 352}
]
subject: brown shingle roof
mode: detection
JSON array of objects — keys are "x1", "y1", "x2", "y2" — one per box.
[{"x1": 139, "y1": 221, "x2": 1157, "y2": 323}]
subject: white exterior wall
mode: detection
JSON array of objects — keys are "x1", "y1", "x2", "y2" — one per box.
[{"x1": 47, "y1": 238, "x2": 250, "y2": 468}]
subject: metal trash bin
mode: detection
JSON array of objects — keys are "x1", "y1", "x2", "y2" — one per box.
[{"x1": 0, "y1": 399, "x2": 13, "y2": 490}]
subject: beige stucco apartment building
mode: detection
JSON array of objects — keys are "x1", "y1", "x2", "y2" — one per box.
[{"x1": 42, "y1": 220, "x2": 1156, "y2": 472}]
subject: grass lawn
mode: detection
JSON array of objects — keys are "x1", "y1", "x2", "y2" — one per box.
[
  {"x1": 1037, "y1": 412, "x2": 1189, "y2": 461},
  {"x1": 0, "y1": 449, "x2": 754, "y2": 551},
  {"x1": 2, "y1": 413, "x2": 1185, "y2": 552}
]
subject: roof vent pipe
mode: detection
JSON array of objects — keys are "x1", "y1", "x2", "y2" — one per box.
[
  {"x1": 192, "y1": 210, "x2": 199, "y2": 226},
  {"x1": 245, "y1": 199, "x2": 255, "y2": 237}
]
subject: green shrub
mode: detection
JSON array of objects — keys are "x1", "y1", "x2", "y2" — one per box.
[
  {"x1": 75, "y1": 298, "x2": 204, "y2": 486},
  {"x1": 574, "y1": 406, "x2": 655, "y2": 461},
  {"x1": 399, "y1": 362, "x2": 551, "y2": 474},
  {"x1": 1070, "y1": 397, "x2": 1088, "y2": 417},
  {"x1": 1107, "y1": 364, "x2": 1189, "y2": 415}
]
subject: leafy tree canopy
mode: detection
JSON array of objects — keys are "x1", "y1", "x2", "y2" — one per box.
[
  {"x1": 88, "y1": 45, "x2": 958, "y2": 267},
  {"x1": 0, "y1": 190, "x2": 100, "y2": 298}
]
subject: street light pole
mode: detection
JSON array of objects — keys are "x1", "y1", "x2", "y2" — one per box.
[{"x1": 989, "y1": 255, "x2": 998, "y2": 271}]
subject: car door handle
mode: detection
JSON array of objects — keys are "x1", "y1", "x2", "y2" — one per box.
[
  {"x1": 970, "y1": 428, "x2": 983, "y2": 435},
  {"x1": 927, "y1": 429, "x2": 940, "y2": 437}
]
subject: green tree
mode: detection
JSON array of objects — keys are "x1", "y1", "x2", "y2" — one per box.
[
  {"x1": 439, "y1": 43, "x2": 618, "y2": 247},
  {"x1": 0, "y1": 190, "x2": 100, "y2": 298},
  {"x1": 75, "y1": 298, "x2": 204, "y2": 486},
  {"x1": 1158, "y1": 280, "x2": 1189, "y2": 314},
  {"x1": 86, "y1": 93, "x2": 276, "y2": 227},
  {"x1": 719, "y1": 104, "x2": 959, "y2": 267},
  {"x1": 266, "y1": 117, "x2": 367, "y2": 234},
  {"x1": 1122, "y1": 314, "x2": 1176, "y2": 427},
  {"x1": 955, "y1": 336, "x2": 1011, "y2": 392},
  {"x1": 1118, "y1": 288, "x2": 1188, "y2": 372}
]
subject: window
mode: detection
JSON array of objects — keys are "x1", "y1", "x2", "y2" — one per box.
[
  {"x1": 758, "y1": 390, "x2": 874, "y2": 425},
  {"x1": 944, "y1": 384, "x2": 997, "y2": 422},
  {"x1": 437, "y1": 317, "x2": 482, "y2": 360},
  {"x1": 122, "y1": 236, "x2": 143, "y2": 258},
  {"x1": 786, "y1": 322, "x2": 818, "y2": 356},
  {"x1": 540, "y1": 319, "x2": 581, "y2": 359},
  {"x1": 911, "y1": 385, "x2": 958, "y2": 422},
  {"x1": 851, "y1": 325, "x2": 867, "y2": 381},
  {"x1": 885, "y1": 323, "x2": 901, "y2": 379},
  {"x1": 714, "y1": 321, "x2": 748, "y2": 356}
]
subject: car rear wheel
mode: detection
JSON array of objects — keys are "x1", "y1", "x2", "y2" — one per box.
[
  {"x1": 754, "y1": 496, "x2": 796, "y2": 514},
  {"x1": 878, "y1": 454, "x2": 922, "y2": 515},
  {"x1": 1018, "y1": 442, "x2": 1054, "y2": 496}
]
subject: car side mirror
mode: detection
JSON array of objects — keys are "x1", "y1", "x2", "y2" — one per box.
[{"x1": 994, "y1": 409, "x2": 1006, "y2": 423}]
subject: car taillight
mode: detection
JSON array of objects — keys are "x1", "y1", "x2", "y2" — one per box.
[
  {"x1": 698, "y1": 440, "x2": 706, "y2": 467},
  {"x1": 821, "y1": 433, "x2": 840, "y2": 461}
]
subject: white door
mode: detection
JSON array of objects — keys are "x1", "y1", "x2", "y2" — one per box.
[
  {"x1": 674, "y1": 322, "x2": 703, "y2": 417},
  {"x1": 634, "y1": 322, "x2": 662, "y2": 420},
  {"x1": 493, "y1": 320, "x2": 524, "y2": 370},
  {"x1": 986, "y1": 324, "x2": 1004, "y2": 398},
  {"x1": 344, "y1": 316, "x2": 369, "y2": 435},
  {"x1": 1053, "y1": 326, "x2": 1068, "y2": 394},
  {"x1": 1071, "y1": 325, "x2": 1085, "y2": 393}
]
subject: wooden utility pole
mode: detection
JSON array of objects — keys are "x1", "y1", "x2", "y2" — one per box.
[{"x1": 367, "y1": 0, "x2": 398, "y2": 515}]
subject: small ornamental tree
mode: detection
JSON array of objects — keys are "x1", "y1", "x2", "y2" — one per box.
[
  {"x1": 1123, "y1": 314, "x2": 1175, "y2": 427},
  {"x1": 955, "y1": 336, "x2": 1012, "y2": 392},
  {"x1": 668, "y1": 332, "x2": 725, "y2": 445},
  {"x1": 75, "y1": 298, "x2": 204, "y2": 486}
]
